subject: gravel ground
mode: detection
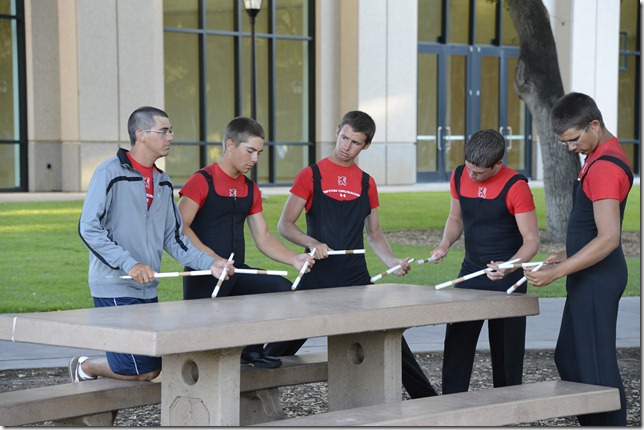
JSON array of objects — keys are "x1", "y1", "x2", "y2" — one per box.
[{"x1": 1, "y1": 348, "x2": 639, "y2": 426}]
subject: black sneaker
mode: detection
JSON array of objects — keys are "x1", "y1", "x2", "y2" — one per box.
[{"x1": 240, "y1": 351, "x2": 283, "y2": 368}]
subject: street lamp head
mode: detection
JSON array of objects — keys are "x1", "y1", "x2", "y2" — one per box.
[{"x1": 243, "y1": 0, "x2": 263, "y2": 18}]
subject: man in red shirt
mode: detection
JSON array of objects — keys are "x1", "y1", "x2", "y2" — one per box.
[
  {"x1": 525, "y1": 92, "x2": 633, "y2": 426},
  {"x1": 430, "y1": 129, "x2": 539, "y2": 394},
  {"x1": 178, "y1": 116, "x2": 314, "y2": 368},
  {"x1": 265, "y1": 110, "x2": 438, "y2": 399}
]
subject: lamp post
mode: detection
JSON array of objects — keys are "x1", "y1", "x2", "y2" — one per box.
[
  {"x1": 243, "y1": 0, "x2": 262, "y2": 182},
  {"x1": 243, "y1": 0, "x2": 262, "y2": 121}
]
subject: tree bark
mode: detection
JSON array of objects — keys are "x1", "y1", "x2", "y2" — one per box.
[{"x1": 507, "y1": 0, "x2": 581, "y2": 242}]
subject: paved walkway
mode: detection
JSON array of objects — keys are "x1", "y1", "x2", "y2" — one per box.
[{"x1": 0, "y1": 297, "x2": 639, "y2": 370}]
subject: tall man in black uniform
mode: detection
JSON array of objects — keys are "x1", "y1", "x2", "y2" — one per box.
[
  {"x1": 265, "y1": 110, "x2": 437, "y2": 398},
  {"x1": 525, "y1": 93, "x2": 633, "y2": 425}
]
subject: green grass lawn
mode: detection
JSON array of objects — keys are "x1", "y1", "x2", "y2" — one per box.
[{"x1": 0, "y1": 186, "x2": 639, "y2": 313}]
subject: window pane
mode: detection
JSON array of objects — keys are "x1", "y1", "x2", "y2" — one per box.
[
  {"x1": 618, "y1": 54, "x2": 637, "y2": 141},
  {"x1": 448, "y1": 0, "x2": 469, "y2": 44},
  {"x1": 206, "y1": 0, "x2": 234, "y2": 32},
  {"x1": 501, "y1": 1, "x2": 519, "y2": 46},
  {"x1": 506, "y1": 56, "x2": 526, "y2": 170},
  {"x1": 445, "y1": 54, "x2": 467, "y2": 171},
  {"x1": 275, "y1": 0, "x2": 307, "y2": 36},
  {"x1": 275, "y1": 39, "x2": 307, "y2": 141},
  {"x1": 0, "y1": 0, "x2": 12, "y2": 15},
  {"x1": 164, "y1": 0, "x2": 199, "y2": 29},
  {"x1": 206, "y1": 35, "x2": 236, "y2": 143},
  {"x1": 417, "y1": 53, "x2": 438, "y2": 173},
  {"x1": 620, "y1": 0, "x2": 638, "y2": 51},
  {"x1": 165, "y1": 32, "x2": 200, "y2": 142},
  {"x1": 275, "y1": 145, "x2": 307, "y2": 183},
  {"x1": 418, "y1": 0, "x2": 443, "y2": 43},
  {"x1": 0, "y1": 144, "x2": 20, "y2": 188},
  {"x1": 0, "y1": 17, "x2": 16, "y2": 139},
  {"x1": 479, "y1": 56, "x2": 499, "y2": 130},
  {"x1": 242, "y1": 36, "x2": 269, "y2": 130},
  {"x1": 475, "y1": 0, "x2": 496, "y2": 45},
  {"x1": 166, "y1": 145, "x2": 201, "y2": 186}
]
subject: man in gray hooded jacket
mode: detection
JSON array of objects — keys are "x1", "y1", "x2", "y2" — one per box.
[{"x1": 73, "y1": 106, "x2": 232, "y2": 384}]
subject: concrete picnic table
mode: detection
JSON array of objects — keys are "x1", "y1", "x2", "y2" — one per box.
[{"x1": 0, "y1": 283, "x2": 539, "y2": 426}]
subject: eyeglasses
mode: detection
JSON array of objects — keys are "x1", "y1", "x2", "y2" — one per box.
[
  {"x1": 558, "y1": 126, "x2": 587, "y2": 148},
  {"x1": 144, "y1": 128, "x2": 174, "y2": 137}
]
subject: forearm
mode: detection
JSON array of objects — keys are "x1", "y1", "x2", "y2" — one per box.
[
  {"x1": 255, "y1": 235, "x2": 298, "y2": 265},
  {"x1": 367, "y1": 230, "x2": 397, "y2": 267},
  {"x1": 181, "y1": 226, "x2": 219, "y2": 259},
  {"x1": 553, "y1": 234, "x2": 620, "y2": 278},
  {"x1": 278, "y1": 220, "x2": 317, "y2": 250}
]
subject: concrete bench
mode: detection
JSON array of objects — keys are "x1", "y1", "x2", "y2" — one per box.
[
  {"x1": 257, "y1": 380, "x2": 621, "y2": 426},
  {"x1": 0, "y1": 352, "x2": 327, "y2": 426}
]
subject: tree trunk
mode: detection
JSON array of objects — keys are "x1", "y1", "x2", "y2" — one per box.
[{"x1": 507, "y1": 0, "x2": 581, "y2": 242}]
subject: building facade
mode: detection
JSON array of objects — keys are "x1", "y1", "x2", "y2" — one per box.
[{"x1": 0, "y1": 0, "x2": 640, "y2": 192}]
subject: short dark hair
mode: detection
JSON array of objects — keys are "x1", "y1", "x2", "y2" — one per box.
[
  {"x1": 550, "y1": 92, "x2": 605, "y2": 135},
  {"x1": 465, "y1": 129, "x2": 505, "y2": 168},
  {"x1": 336, "y1": 111, "x2": 376, "y2": 145},
  {"x1": 223, "y1": 116, "x2": 265, "y2": 148},
  {"x1": 127, "y1": 106, "x2": 169, "y2": 145}
]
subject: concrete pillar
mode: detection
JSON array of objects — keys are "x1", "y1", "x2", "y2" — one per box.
[
  {"x1": 315, "y1": 0, "x2": 418, "y2": 185},
  {"x1": 549, "y1": 0, "x2": 620, "y2": 131},
  {"x1": 25, "y1": 0, "x2": 164, "y2": 192}
]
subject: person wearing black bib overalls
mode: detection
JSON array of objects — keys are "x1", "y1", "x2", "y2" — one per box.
[
  {"x1": 265, "y1": 111, "x2": 438, "y2": 399},
  {"x1": 525, "y1": 93, "x2": 633, "y2": 426},
  {"x1": 178, "y1": 117, "x2": 315, "y2": 369},
  {"x1": 429, "y1": 129, "x2": 540, "y2": 394}
]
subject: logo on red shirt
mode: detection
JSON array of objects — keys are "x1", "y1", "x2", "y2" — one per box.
[
  {"x1": 229, "y1": 188, "x2": 237, "y2": 197},
  {"x1": 338, "y1": 176, "x2": 347, "y2": 186},
  {"x1": 477, "y1": 187, "x2": 487, "y2": 199}
]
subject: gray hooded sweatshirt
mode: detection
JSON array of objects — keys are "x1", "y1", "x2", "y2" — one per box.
[{"x1": 78, "y1": 148, "x2": 215, "y2": 299}]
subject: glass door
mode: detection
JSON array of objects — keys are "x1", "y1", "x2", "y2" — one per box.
[
  {"x1": 417, "y1": 44, "x2": 531, "y2": 182},
  {"x1": 475, "y1": 46, "x2": 531, "y2": 177},
  {"x1": 417, "y1": 44, "x2": 470, "y2": 182}
]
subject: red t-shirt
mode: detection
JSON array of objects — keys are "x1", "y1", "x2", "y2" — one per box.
[
  {"x1": 579, "y1": 138, "x2": 632, "y2": 203},
  {"x1": 450, "y1": 164, "x2": 535, "y2": 215},
  {"x1": 179, "y1": 163, "x2": 263, "y2": 215},
  {"x1": 127, "y1": 152, "x2": 154, "y2": 209},
  {"x1": 290, "y1": 158, "x2": 379, "y2": 212}
]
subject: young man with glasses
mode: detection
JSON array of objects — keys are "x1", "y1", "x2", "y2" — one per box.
[
  {"x1": 74, "y1": 106, "x2": 233, "y2": 387},
  {"x1": 525, "y1": 92, "x2": 633, "y2": 426},
  {"x1": 428, "y1": 129, "x2": 539, "y2": 395}
]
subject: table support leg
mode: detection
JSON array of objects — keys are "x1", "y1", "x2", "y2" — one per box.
[
  {"x1": 160, "y1": 347, "x2": 243, "y2": 426},
  {"x1": 327, "y1": 329, "x2": 404, "y2": 411}
]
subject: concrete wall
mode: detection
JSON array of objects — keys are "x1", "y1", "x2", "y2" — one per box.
[
  {"x1": 316, "y1": 0, "x2": 418, "y2": 185},
  {"x1": 25, "y1": 0, "x2": 164, "y2": 192}
]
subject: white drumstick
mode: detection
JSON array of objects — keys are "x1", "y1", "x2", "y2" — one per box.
[
  {"x1": 212, "y1": 253, "x2": 234, "y2": 298},
  {"x1": 507, "y1": 262, "x2": 544, "y2": 294},
  {"x1": 291, "y1": 248, "x2": 315, "y2": 290},
  {"x1": 435, "y1": 258, "x2": 521, "y2": 290},
  {"x1": 415, "y1": 256, "x2": 437, "y2": 265},
  {"x1": 119, "y1": 267, "x2": 288, "y2": 279},
  {"x1": 327, "y1": 249, "x2": 365, "y2": 255},
  {"x1": 371, "y1": 259, "x2": 415, "y2": 282}
]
